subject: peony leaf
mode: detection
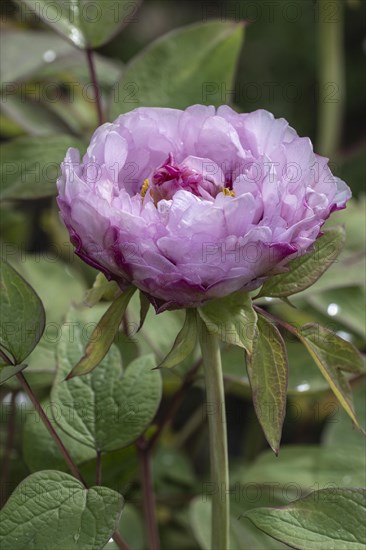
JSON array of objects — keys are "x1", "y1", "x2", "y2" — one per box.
[
  {"x1": 297, "y1": 323, "x2": 365, "y2": 430},
  {"x1": 53, "y1": 309, "x2": 162, "y2": 450},
  {"x1": 199, "y1": 291, "x2": 257, "y2": 353},
  {"x1": 16, "y1": 0, "x2": 141, "y2": 49},
  {"x1": 158, "y1": 309, "x2": 197, "y2": 368},
  {"x1": 0, "y1": 135, "x2": 85, "y2": 200},
  {"x1": 258, "y1": 227, "x2": 346, "y2": 298},
  {"x1": 0, "y1": 470, "x2": 123, "y2": 549},
  {"x1": 246, "y1": 315, "x2": 288, "y2": 454},
  {"x1": 67, "y1": 286, "x2": 136, "y2": 379},
  {"x1": 243, "y1": 488, "x2": 366, "y2": 550},
  {"x1": 138, "y1": 291, "x2": 151, "y2": 332},
  {"x1": 84, "y1": 272, "x2": 120, "y2": 307},
  {"x1": 0, "y1": 260, "x2": 45, "y2": 364},
  {"x1": 110, "y1": 20, "x2": 244, "y2": 116}
]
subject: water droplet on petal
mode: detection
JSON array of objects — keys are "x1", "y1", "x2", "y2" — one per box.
[
  {"x1": 43, "y1": 50, "x2": 57, "y2": 63},
  {"x1": 327, "y1": 303, "x2": 339, "y2": 316}
]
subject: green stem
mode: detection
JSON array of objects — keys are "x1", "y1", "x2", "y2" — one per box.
[
  {"x1": 317, "y1": 0, "x2": 345, "y2": 157},
  {"x1": 198, "y1": 317, "x2": 230, "y2": 550}
]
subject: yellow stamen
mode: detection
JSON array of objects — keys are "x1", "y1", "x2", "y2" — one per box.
[
  {"x1": 222, "y1": 187, "x2": 235, "y2": 197},
  {"x1": 141, "y1": 178, "x2": 149, "y2": 198}
]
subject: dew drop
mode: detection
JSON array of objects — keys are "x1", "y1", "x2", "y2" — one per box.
[
  {"x1": 327, "y1": 303, "x2": 339, "y2": 316},
  {"x1": 43, "y1": 50, "x2": 57, "y2": 63},
  {"x1": 296, "y1": 383, "x2": 310, "y2": 392}
]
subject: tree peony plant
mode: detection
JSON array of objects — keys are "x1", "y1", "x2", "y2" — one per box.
[{"x1": 57, "y1": 105, "x2": 351, "y2": 311}]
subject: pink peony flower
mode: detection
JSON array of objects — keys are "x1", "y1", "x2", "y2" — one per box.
[{"x1": 57, "y1": 105, "x2": 351, "y2": 311}]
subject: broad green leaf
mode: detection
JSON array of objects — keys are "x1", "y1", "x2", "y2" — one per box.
[
  {"x1": 52, "y1": 310, "x2": 162, "y2": 450},
  {"x1": 16, "y1": 0, "x2": 141, "y2": 49},
  {"x1": 241, "y1": 445, "x2": 365, "y2": 489},
  {"x1": 244, "y1": 488, "x2": 366, "y2": 550},
  {"x1": 259, "y1": 227, "x2": 346, "y2": 298},
  {"x1": 110, "y1": 20, "x2": 244, "y2": 116},
  {"x1": 246, "y1": 315, "x2": 288, "y2": 454},
  {"x1": 0, "y1": 470, "x2": 123, "y2": 549},
  {"x1": 0, "y1": 30, "x2": 75, "y2": 85},
  {"x1": 84, "y1": 272, "x2": 120, "y2": 307},
  {"x1": 0, "y1": 364, "x2": 27, "y2": 385},
  {"x1": 67, "y1": 286, "x2": 135, "y2": 379},
  {"x1": 323, "y1": 379, "x2": 366, "y2": 449},
  {"x1": 308, "y1": 286, "x2": 366, "y2": 339},
  {"x1": 199, "y1": 291, "x2": 257, "y2": 353},
  {"x1": 0, "y1": 260, "x2": 45, "y2": 363},
  {"x1": 158, "y1": 309, "x2": 197, "y2": 368},
  {"x1": 190, "y1": 497, "x2": 287, "y2": 550},
  {"x1": 22, "y1": 399, "x2": 94, "y2": 472},
  {"x1": 297, "y1": 323, "x2": 365, "y2": 429},
  {"x1": 108, "y1": 504, "x2": 145, "y2": 550},
  {"x1": 0, "y1": 135, "x2": 85, "y2": 200}
]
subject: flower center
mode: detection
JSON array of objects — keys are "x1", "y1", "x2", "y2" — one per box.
[{"x1": 140, "y1": 153, "x2": 235, "y2": 202}]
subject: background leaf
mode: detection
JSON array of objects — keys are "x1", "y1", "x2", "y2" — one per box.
[
  {"x1": 244, "y1": 488, "x2": 366, "y2": 550},
  {"x1": 110, "y1": 20, "x2": 244, "y2": 116},
  {"x1": 0, "y1": 470, "x2": 123, "y2": 549},
  {"x1": 0, "y1": 260, "x2": 45, "y2": 363},
  {"x1": 16, "y1": 0, "x2": 141, "y2": 49},
  {"x1": 0, "y1": 135, "x2": 85, "y2": 200}
]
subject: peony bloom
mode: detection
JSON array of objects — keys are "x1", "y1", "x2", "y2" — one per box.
[{"x1": 57, "y1": 105, "x2": 351, "y2": 311}]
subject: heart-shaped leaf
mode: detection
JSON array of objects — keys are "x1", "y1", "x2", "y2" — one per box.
[
  {"x1": 0, "y1": 470, "x2": 123, "y2": 549},
  {"x1": 110, "y1": 20, "x2": 244, "y2": 116},
  {"x1": 159, "y1": 309, "x2": 197, "y2": 368},
  {"x1": 67, "y1": 286, "x2": 135, "y2": 379},
  {"x1": 52, "y1": 309, "x2": 162, "y2": 451},
  {"x1": 199, "y1": 291, "x2": 257, "y2": 353},
  {"x1": 258, "y1": 227, "x2": 345, "y2": 298},
  {"x1": 243, "y1": 488, "x2": 366, "y2": 550},
  {"x1": 0, "y1": 260, "x2": 45, "y2": 363},
  {"x1": 16, "y1": 0, "x2": 141, "y2": 49},
  {"x1": 246, "y1": 315, "x2": 288, "y2": 454}
]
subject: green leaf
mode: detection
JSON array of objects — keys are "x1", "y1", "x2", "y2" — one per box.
[
  {"x1": 0, "y1": 470, "x2": 123, "y2": 549},
  {"x1": 84, "y1": 272, "x2": 120, "y2": 307},
  {"x1": 52, "y1": 310, "x2": 162, "y2": 450},
  {"x1": 243, "y1": 488, "x2": 366, "y2": 550},
  {"x1": 0, "y1": 135, "x2": 85, "y2": 200},
  {"x1": 22, "y1": 399, "x2": 95, "y2": 472},
  {"x1": 110, "y1": 20, "x2": 244, "y2": 116},
  {"x1": 297, "y1": 323, "x2": 365, "y2": 429},
  {"x1": 158, "y1": 309, "x2": 197, "y2": 368},
  {"x1": 138, "y1": 291, "x2": 150, "y2": 332},
  {"x1": 199, "y1": 291, "x2": 257, "y2": 353},
  {"x1": 0, "y1": 364, "x2": 27, "y2": 385},
  {"x1": 241, "y1": 445, "x2": 366, "y2": 489},
  {"x1": 16, "y1": 0, "x2": 140, "y2": 49},
  {"x1": 107, "y1": 504, "x2": 145, "y2": 550},
  {"x1": 0, "y1": 260, "x2": 45, "y2": 363},
  {"x1": 67, "y1": 286, "x2": 136, "y2": 379},
  {"x1": 246, "y1": 315, "x2": 288, "y2": 454},
  {"x1": 258, "y1": 227, "x2": 346, "y2": 298}
]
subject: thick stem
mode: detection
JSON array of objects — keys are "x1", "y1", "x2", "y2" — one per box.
[
  {"x1": 137, "y1": 438, "x2": 160, "y2": 550},
  {"x1": 198, "y1": 317, "x2": 230, "y2": 550},
  {"x1": 317, "y1": 0, "x2": 345, "y2": 157},
  {"x1": 86, "y1": 48, "x2": 104, "y2": 126},
  {"x1": 16, "y1": 372, "x2": 86, "y2": 485}
]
